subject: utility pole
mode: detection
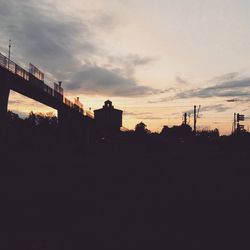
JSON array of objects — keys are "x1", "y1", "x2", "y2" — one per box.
[
  {"x1": 194, "y1": 105, "x2": 197, "y2": 134},
  {"x1": 233, "y1": 113, "x2": 236, "y2": 134},
  {"x1": 8, "y1": 39, "x2": 11, "y2": 69},
  {"x1": 183, "y1": 112, "x2": 187, "y2": 125}
]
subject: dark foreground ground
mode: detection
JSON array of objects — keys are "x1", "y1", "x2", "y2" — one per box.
[{"x1": 1, "y1": 140, "x2": 250, "y2": 250}]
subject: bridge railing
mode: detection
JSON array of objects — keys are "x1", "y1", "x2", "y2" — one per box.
[
  {"x1": 0, "y1": 52, "x2": 30, "y2": 80},
  {"x1": 16, "y1": 64, "x2": 29, "y2": 80},
  {"x1": 0, "y1": 53, "x2": 7, "y2": 68},
  {"x1": 64, "y1": 97, "x2": 74, "y2": 108},
  {"x1": 0, "y1": 52, "x2": 62, "y2": 99},
  {"x1": 0, "y1": 52, "x2": 84, "y2": 114}
]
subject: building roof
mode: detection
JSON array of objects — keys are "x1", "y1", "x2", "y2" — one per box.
[{"x1": 94, "y1": 100, "x2": 123, "y2": 113}]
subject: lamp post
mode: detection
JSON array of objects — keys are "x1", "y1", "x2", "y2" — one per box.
[{"x1": 8, "y1": 39, "x2": 11, "y2": 69}]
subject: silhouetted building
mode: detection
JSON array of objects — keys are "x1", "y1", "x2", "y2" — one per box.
[
  {"x1": 161, "y1": 124, "x2": 192, "y2": 139},
  {"x1": 94, "y1": 100, "x2": 123, "y2": 134}
]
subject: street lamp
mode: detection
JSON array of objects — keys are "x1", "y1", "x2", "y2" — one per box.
[{"x1": 8, "y1": 39, "x2": 11, "y2": 69}]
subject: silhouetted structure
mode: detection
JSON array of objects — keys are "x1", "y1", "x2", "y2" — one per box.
[
  {"x1": 161, "y1": 124, "x2": 192, "y2": 139},
  {"x1": 94, "y1": 100, "x2": 123, "y2": 134},
  {"x1": 3, "y1": 109, "x2": 250, "y2": 250},
  {"x1": 0, "y1": 52, "x2": 85, "y2": 135}
]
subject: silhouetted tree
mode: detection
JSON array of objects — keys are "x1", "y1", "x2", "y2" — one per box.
[
  {"x1": 197, "y1": 128, "x2": 220, "y2": 139},
  {"x1": 25, "y1": 111, "x2": 37, "y2": 127},
  {"x1": 135, "y1": 122, "x2": 150, "y2": 135},
  {"x1": 7, "y1": 111, "x2": 24, "y2": 132},
  {"x1": 25, "y1": 111, "x2": 57, "y2": 128},
  {"x1": 161, "y1": 124, "x2": 192, "y2": 139},
  {"x1": 7, "y1": 111, "x2": 20, "y2": 122},
  {"x1": 160, "y1": 125, "x2": 169, "y2": 136}
]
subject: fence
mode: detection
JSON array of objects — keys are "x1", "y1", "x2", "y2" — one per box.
[
  {"x1": 64, "y1": 97, "x2": 74, "y2": 108},
  {"x1": 0, "y1": 52, "x2": 23, "y2": 75},
  {"x1": 0, "y1": 52, "x2": 30, "y2": 80},
  {"x1": 16, "y1": 64, "x2": 29, "y2": 80}
]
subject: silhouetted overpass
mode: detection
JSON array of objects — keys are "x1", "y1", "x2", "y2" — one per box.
[{"x1": 0, "y1": 52, "x2": 93, "y2": 131}]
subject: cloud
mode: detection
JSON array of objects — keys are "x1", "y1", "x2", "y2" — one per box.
[
  {"x1": 108, "y1": 54, "x2": 154, "y2": 67},
  {"x1": 175, "y1": 76, "x2": 187, "y2": 84},
  {"x1": 105, "y1": 54, "x2": 155, "y2": 80},
  {"x1": 124, "y1": 111, "x2": 154, "y2": 116},
  {"x1": 69, "y1": 64, "x2": 159, "y2": 97},
  {"x1": 147, "y1": 88, "x2": 178, "y2": 103},
  {"x1": 123, "y1": 111, "x2": 163, "y2": 120},
  {"x1": 200, "y1": 104, "x2": 230, "y2": 113},
  {"x1": 183, "y1": 104, "x2": 230, "y2": 116},
  {"x1": 148, "y1": 73, "x2": 250, "y2": 104},
  {"x1": 123, "y1": 111, "x2": 138, "y2": 116},
  {"x1": 226, "y1": 98, "x2": 241, "y2": 102},
  {"x1": 176, "y1": 74, "x2": 250, "y2": 99},
  {"x1": 0, "y1": 0, "x2": 158, "y2": 97},
  {"x1": 137, "y1": 116, "x2": 163, "y2": 120},
  {"x1": 123, "y1": 111, "x2": 164, "y2": 120},
  {"x1": 209, "y1": 72, "x2": 239, "y2": 83},
  {"x1": 8, "y1": 100, "x2": 23, "y2": 105}
]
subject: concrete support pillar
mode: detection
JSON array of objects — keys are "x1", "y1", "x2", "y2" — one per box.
[
  {"x1": 0, "y1": 69, "x2": 10, "y2": 137},
  {"x1": 58, "y1": 107, "x2": 71, "y2": 129},
  {"x1": 58, "y1": 107, "x2": 86, "y2": 146}
]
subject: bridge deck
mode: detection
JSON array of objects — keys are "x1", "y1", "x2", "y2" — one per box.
[{"x1": 0, "y1": 52, "x2": 83, "y2": 113}]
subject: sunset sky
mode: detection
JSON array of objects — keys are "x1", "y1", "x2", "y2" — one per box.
[{"x1": 1, "y1": 0, "x2": 250, "y2": 134}]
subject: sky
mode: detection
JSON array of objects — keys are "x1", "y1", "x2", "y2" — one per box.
[{"x1": 1, "y1": 0, "x2": 250, "y2": 134}]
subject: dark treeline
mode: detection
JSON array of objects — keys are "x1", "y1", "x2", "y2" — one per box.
[
  {"x1": 4, "y1": 110, "x2": 250, "y2": 154},
  {"x1": 1, "y1": 111, "x2": 250, "y2": 249},
  {"x1": 5, "y1": 111, "x2": 59, "y2": 149}
]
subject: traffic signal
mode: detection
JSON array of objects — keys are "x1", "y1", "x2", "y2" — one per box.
[{"x1": 237, "y1": 113, "x2": 245, "y2": 122}]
